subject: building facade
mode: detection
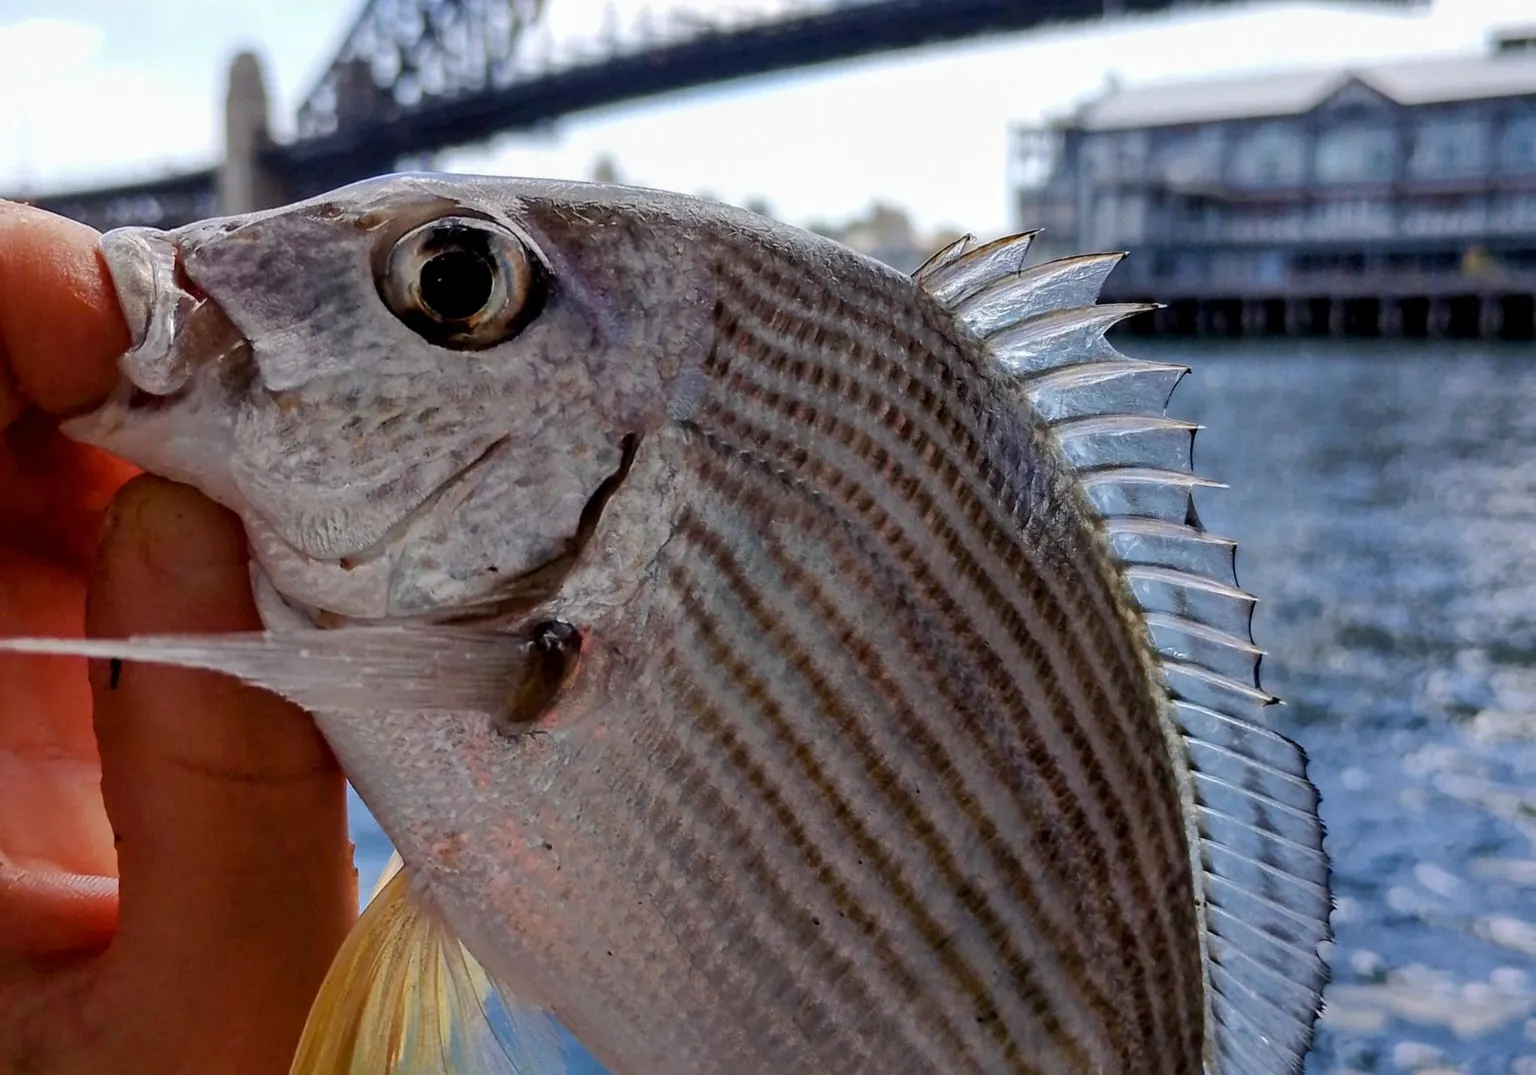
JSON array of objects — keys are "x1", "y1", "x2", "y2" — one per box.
[{"x1": 1012, "y1": 28, "x2": 1536, "y2": 338}]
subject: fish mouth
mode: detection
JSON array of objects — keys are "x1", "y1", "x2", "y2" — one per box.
[
  {"x1": 100, "y1": 226, "x2": 244, "y2": 400},
  {"x1": 59, "y1": 227, "x2": 254, "y2": 513},
  {"x1": 89, "y1": 225, "x2": 253, "y2": 423}
]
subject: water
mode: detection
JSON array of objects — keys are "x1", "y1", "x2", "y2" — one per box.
[
  {"x1": 346, "y1": 340, "x2": 1536, "y2": 1073},
  {"x1": 1167, "y1": 341, "x2": 1536, "y2": 1074}
]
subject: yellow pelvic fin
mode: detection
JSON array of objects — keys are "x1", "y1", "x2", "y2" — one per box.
[{"x1": 290, "y1": 853, "x2": 567, "y2": 1075}]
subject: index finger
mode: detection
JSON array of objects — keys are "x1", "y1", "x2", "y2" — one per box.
[{"x1": 0, "y1": 201, "x2": 130, "y2": 423}]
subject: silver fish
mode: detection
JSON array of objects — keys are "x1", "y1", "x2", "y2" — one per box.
[{"x1": 3, "y1": 174, "x2": 1330, "y2": 1075}]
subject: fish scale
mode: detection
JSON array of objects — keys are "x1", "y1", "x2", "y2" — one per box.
[
  {"x1": 0, "y1": 174, "x2": 1331, "y2": 1075},
  {"x1": 631, "y1": 237, "x2": 1201, "y2": 1073},
  {"x1": 696, "y1": 255, "x2": 1198, "y2": 954},
  {"x1": 672, "y1": 510, "x2": 1105, "y2": 1072}
]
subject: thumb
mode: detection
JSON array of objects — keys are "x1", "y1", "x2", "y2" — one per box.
[{"x1": 85, "y1": 474, "x2": 357, "y2": 1071}]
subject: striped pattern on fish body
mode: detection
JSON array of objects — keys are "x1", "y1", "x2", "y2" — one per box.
[
  {"x1": 21, "y1": 176, "x2": 1331, "y2": 1075},
  {"x1": 643, "y1": 227, "x2": 1204, "y2": 1075}
]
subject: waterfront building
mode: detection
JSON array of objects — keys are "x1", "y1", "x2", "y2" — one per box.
[{"x1": 1012, "y1": 26, "x2": 1536, "y2": 338}]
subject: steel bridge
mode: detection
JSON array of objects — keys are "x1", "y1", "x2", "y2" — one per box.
[{"x1": 12, "y1": 0, "x2": 1419, "y2": 230}]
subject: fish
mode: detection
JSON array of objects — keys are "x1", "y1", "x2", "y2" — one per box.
[{"x1": 1, "y1": 173, "x2": 1331, "y2": 1075}]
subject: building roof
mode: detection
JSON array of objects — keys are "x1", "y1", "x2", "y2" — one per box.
[{"x1": 1072, "y1": 50, "x2": 1536, "y2": 130}]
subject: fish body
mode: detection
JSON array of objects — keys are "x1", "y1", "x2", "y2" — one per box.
[{"x1": 8, "y1": 175, "x2": 1330, "y2": 1075}]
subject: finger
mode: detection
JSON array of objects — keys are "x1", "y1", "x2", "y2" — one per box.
[
  {"x1": 0, "y1": 359, "x2": 20, "y2": 431},
  {"x1": 0, "y1": 547, "x2": 114, "y2": 877},
  {"x1": 0, "y1": 539, "x2": 117, "y2": 960},
  {"x1": 0, "y1": 203, "x2": 139, "y2": 573},
  {"x1": 1, "y1": 414, "x2": 139, "y2": 575},
  {"x1": 0, "y1": 202, "x2": 128, "y2": 422},
  {"x1": 86, "y1": 475, "x2": 357, "y2": 1068}
]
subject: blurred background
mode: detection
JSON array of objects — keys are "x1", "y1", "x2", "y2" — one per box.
[{"x1": 8, "y1": 0, "x2": 1536, "y2": 1070}]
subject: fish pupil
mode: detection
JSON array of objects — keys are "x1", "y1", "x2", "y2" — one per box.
[{"x1": 419, "y1": 249, "x2": 495, "y2": 322}]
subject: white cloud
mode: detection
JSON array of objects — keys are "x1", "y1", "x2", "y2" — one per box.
[
  {"x1": 0, "y1": 17, "x2": 102, "y2": 75},
  {"x1": 0, "y1": 15, "x2": 215, "y2": 192}
]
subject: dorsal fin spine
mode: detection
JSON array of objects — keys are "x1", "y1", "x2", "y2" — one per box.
[
  {"x1": 915, "y1": 234, "x2": 1331, "y2": 1075},
  {"x1": 913, "y1": 233, "x2": 977, "y2": 281}
]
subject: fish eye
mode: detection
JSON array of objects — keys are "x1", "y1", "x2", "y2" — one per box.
[{"x1": 379, "y1": 216, "x2": 546, "y2": 350}]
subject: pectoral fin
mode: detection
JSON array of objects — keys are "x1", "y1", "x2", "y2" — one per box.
[{"x1": 0, "y1": 627, "x2": 529, "y2": 718}]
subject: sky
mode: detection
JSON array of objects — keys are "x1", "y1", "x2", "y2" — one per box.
[{"x1": 1, "y1": 0, "x2": 1535, "y2": 237}]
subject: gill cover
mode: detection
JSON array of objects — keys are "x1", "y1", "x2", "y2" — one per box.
[{"x1": 916, "y1": 235, "x2": 1331, "y2": 1075}]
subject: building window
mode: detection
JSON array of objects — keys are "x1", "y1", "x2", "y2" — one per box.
[
  {"x1": 1316, "y1": 123, "x2": 1397, "y2": 183},
  {"x1": 1231, "y1": 121, "x2": 1304, "y2": 186},
  {"x1": 1410, "y1": 116, "x2": 1488, "y2": 178},
  {"x1": 1155, "y1": 126, "x2": 1224, "y2": 186},
  {"x1": 1501, "y1": 117, "x2": 1536, "y2": 173},
  {"x1": 1082, "y1": 133, "x2": 1118, "y2": 181},
  {"x1": 1116, "y1": 130, "x2": 1149, "y2": 171},
  {"x1": 1256, "y1": 251, "x2": 1285, "y2": 285}
]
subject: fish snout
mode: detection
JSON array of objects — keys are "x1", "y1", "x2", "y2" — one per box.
[
  {"x1": 57, "y1": 228, "x2": 251, "y2": 515},
  {"x1": 99, "y1": 226, "x2": 247, "y2": 402}
]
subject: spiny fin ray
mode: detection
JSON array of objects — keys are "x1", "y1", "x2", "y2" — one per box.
[
  {"x1": 918, "y1": 230, "x2": 1039, "y2": 304},
  {"x1": 1079, "y1": 467, "x2": 1223, "y2": 527},
  {"x1": 952, "y1": 251, "x2": 1128, "y2": 337},
  {"x1": 989, "y1": 302, "x2": 1160, "y2": 376},
  {"x1": 913, "y1": 233, "x2": 976, "y2": 282},
  {"x1": 1105, "y1": 517, "x2": 1238, "y2": 583},
  {"x1": 916, "y1": 234, "x2": 1331, "y2": 1075},
  {"x1": 1019, "y1": 360, "x2": 1189, "y2": 424},
  {"x1": 1055, "y1": 414, "x2": 1198, "y2": 474}
]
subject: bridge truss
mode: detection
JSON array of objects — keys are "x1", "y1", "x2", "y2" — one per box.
[{"x1": 10, "y1": 0, "x2": 1422, "y2": 229}]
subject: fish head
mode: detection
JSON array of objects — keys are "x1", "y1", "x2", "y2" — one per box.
[{"x1": 73, "y1": 173, "x2": 716, "y2": 625}]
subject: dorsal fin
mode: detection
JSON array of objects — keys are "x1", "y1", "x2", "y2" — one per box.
[{"x1": 916, "y1": 237, "x2": 1331, "y2": 1075}]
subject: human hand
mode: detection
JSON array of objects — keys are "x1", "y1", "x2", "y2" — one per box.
[{"x1": 0, "y1": 202, "x2": 358, "y2": 1074}]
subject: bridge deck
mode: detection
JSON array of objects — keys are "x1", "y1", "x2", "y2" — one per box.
[{"x1": 11, "y1": 0, "x2": 1419, "y2": 230}]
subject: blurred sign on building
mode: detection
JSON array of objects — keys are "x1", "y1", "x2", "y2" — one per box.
[{"x1": 1013, "y1": 28, "x2": 1536, "y2": 339}]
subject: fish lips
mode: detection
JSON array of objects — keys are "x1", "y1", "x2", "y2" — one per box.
[
  {"x1": 59, "y1": 226, "x2": 252, "y2": 516},
  {"x1": 100, "y1": 226, "x2": 248, "y2": 399}
]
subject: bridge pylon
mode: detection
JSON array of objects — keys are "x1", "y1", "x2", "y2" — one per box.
[{"x1": 219, "y1": 52, "x2": 287, "y2": 214}]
